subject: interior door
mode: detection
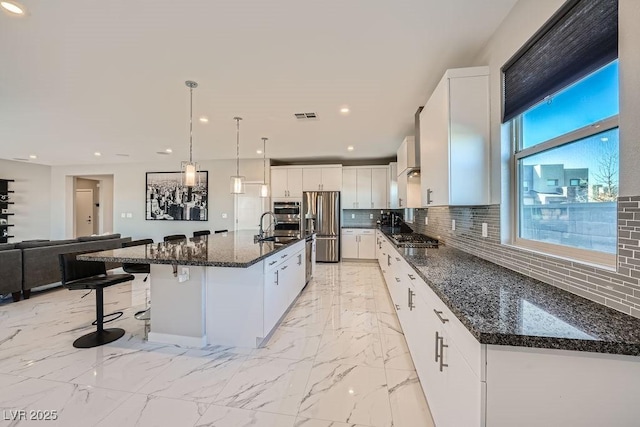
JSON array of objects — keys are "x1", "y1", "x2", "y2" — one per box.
[
  {"x1": 236, "y1": 183, "x2": 266, "y2": 231},
  {"x1": 75, "y1": 189, "x2": 94, "y2": 237}
]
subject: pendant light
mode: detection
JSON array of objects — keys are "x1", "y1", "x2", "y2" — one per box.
[
  {"x1": 260, "y1": 137, "x2": 269, "y2": 198},
  {"x1": 181, "y1": 80, "x2": 199, "y2": 188},
  {"x1": 230, "y1": 116, "x2": 245, "y2": 194}
]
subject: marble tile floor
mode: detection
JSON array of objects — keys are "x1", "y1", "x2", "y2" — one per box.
[{"x1": 0, "y1": 262, "x2": 434, "y2": 427}]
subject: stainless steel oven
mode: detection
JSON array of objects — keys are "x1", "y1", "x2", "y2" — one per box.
[{"x1": 273, "y1": 201, "x2": 301, "y2": 236}]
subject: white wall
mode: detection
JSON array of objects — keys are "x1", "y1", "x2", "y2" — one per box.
[
  {"x1": 50, "y1": 159, "x2": 268, "y2": 242},
  {"x1": 618, "y1": 0, "x2": 640, "y2": 196},
  {"x1": 0, "y1": 159, "x2": 52, "y2": 241}
]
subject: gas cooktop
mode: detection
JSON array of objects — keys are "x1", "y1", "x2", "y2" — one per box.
[{"x1": 390, "y1": 233, "x2": 439, "y2": 248}]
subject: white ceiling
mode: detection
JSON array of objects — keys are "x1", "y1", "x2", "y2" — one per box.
[{"x1": 0, "y1": 0, "x2": 517, "y2": 166}]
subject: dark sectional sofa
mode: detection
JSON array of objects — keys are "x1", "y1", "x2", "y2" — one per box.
[{"x1": 0, "y1": 234, "x2": 131, "y2": 302}]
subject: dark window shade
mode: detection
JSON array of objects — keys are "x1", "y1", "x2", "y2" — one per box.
[{"x1": 502, "y1": 0, "x2": 618, "y2": 123}]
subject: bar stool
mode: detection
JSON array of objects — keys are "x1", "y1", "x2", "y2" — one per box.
[
  {"x1": 193, "y1": 230, "x2": 210, "y2": 238},
  {"x1": 59, "y1": 252, "x2": 134, "y2": 348},
  {"x1": 121, "y1": 239, "x2": 154, "y2": 321}
]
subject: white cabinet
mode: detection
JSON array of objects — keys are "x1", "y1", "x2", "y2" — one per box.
[
  {"x1": 342, "y1": 167, "x2": 388, "y2": 209},
  {"x1": 388, "y1": 162, "x2": 398, "y2": 209},
  {"x1": 341, "y1": 228, "x2": 376, "y2": 260},
  {"x1": 397, "y1": 170, "x2": 421, "y2": 208},
  {"x1": 420, "y1": 66, "x2": 490, "y2": 206},
  {"x1": 271, "y1": 167, "x2": 303, "y2": 198},
  {"x1": 263, "y1": 242, "x2": 305, "y2": 337},
  {"x1": 302, "y1": 166, "x2": 342, "y2": 192},
  {"x1": 396, "y1": 136, "x2": 417, "y2": 175}
]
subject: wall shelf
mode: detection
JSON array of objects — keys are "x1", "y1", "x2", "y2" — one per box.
[{"x1": 0, "y1": 178, "x2": 15, "y2": 244}]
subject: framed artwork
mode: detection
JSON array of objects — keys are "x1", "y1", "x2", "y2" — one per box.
[{"x1": 145, "y1": 171, "x2": 208, "y2": 221}]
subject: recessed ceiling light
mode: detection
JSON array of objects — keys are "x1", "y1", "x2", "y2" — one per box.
[
  {"x1": 347, "y1": 146, "x2": 354, "y2": 151},
  {"x1": 1, "y1": 1, "x2": 25, "y2": 15},
  {"x1": 340, "y1": 107, "x2": 350, "y2": 114},
  {"x1": 256, "y1": 150, "x2": 263, "y2": 154},
  {"x1": 165, "y1": 148, "x2": 173, "y2": 153},
  {"x1": 94, "y1": 152, "x2": 102, "y2": 157},
  {"x1": 29, "y1": 154, "x2": 37, "y2": 159},
  {"x1": 199, "y1": 117, "x2": 209, "y2": 123}
]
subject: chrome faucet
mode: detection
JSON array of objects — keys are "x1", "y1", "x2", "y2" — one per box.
[{"x1": 256, "y1": 211, "x2": 278, "y2": 242}]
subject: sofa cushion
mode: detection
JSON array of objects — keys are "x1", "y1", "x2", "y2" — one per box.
[
  {"x1": 77, "y1": 234, "x2": 121, "y2": 242},
  {"x1": 15, "y1": 239, "x2": 77, "y2": 249},
  {"x1": 0, "y1": 243, "x2": 15, "y2": 251}
]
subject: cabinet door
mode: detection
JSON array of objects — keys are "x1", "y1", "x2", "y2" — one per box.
[
  {"x1": 302, "y1": 168, "x2": 322, "y2": 191},
  {"x1": 264, "y1": 267, "x2": 287, "y2": 336},
  {"x1": 356, "y1": 169, "x2": 372, "y2": 209},
  {"x1": 341, "y1": 231, "x2": 359, "y2": 259},
  {"x1": 371, "y1": 167, "x2": 388, "y2": 209},
  {"x1": 420, "y1": 76, "x2": 450, "y2": 207},
  {"x1": 342, "y1": 169, "x2": 358, "y2": 209},
  {"x1": 448, "y1": 75, "x2": 490, "y2": 206},
  {"x1": 442, "y1": 334, "x2": 482, "y2": 427},
  {"x1": 321, "y1": 167, "x2": 343, "y2": 191},
  {"x1": 388, "y1": 163, "x2": 398, "y2": 209},
  {"x1": 397, "y1": 172, "x2": 408, "y2": 208},
  {"x1": 287, "y1": 168, "x2": 303, "y2": 198},
  {"x1": 358, "y1": 232, "x2": 376, "y2": 260},
  {"x1": 397, "y1": 138, "x2": 408, "y2": 175},
  {"x1": 271, "y1": 169, "x2": 289, "y2": 198}
]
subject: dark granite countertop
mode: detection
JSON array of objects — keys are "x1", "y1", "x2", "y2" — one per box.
[
  {"x1": 379, "y1": 229, "x2": 640, "y2": 356},
  {"x1": 78, "y1": 231, "x2": 309, "y2": 268}
]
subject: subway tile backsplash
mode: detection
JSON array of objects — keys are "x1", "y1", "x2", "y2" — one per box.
[
  {"x1": 342, "y1": 209, "x2": 402, "y2": 228},
  {"x1": 410, "y1": 198, "x2": 640, "y2": 319}
]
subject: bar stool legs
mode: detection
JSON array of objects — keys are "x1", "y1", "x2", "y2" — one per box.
[{"x1": 73, "y1": 287, "x2": 125, "y2": 349}]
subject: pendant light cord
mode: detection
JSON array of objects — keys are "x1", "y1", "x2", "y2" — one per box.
[
  {"x1": 234, "y1": 117, "x2": 242, "y2": 176},
  {"x1": 262, "y1": 137, "x2": 267, "y2": 183},
  {"x1": 189, "y1": 86, "x2": 193, "y2": 163}
]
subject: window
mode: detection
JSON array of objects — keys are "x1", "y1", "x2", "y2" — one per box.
[{"x1": 514, "y1": 61, "x2": 619, "y2": 261}]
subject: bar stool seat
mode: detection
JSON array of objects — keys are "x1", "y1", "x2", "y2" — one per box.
[{"x1": 59, "y1": 252, "x2": 135, "y2": 348}]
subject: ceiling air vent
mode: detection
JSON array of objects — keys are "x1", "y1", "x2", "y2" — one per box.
[{"x1": 294, "y1": 112, "x2": 318, "y2": 120}]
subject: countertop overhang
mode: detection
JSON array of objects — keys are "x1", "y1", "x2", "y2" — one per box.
[{"x1": 78, "y1": 231, "x2": 312, "y2": 268}]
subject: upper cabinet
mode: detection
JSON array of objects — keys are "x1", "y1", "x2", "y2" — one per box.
[
  {"x1": 302, "y1": 166, "x2": 342, "y2": 192},
  {"x1": 388, "y1": 162, "x2": 399, "y2": 209},
  {"x1": 342, "y1": 166, "x2": 389, "y2": 209},
  {"x1": 396, "y1": 136, "x2": 417, "y2": 176},
  {"x1": 271, "y1": 167, "x2": 303, "y2": 199},
  {"x1": 420, "y1": 66, "x2": 490, "y2": 207}
]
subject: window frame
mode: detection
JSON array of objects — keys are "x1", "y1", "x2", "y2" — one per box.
[{"x1": 512, "y1": 114, "x2": 619, "y2": 267}]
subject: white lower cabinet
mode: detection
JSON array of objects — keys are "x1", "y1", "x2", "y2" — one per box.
[
  {"x1": 263, "y1": 244, "x2": 305, "y2": 337},
  {"x1": 341, "y1": 229, "x2": 376, "y2": 260}
]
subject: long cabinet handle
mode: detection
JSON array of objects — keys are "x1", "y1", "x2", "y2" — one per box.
[
  {"x1": 395, "y1": 304, "x2": 401, "y2": 311},
  {"x1": 408, "y1": 287, "x2": 415, "y2": 310},
  {"x1": 281, "y1": 265, "x2": 288, "y2": 270},
  {"x1": 275, "y1": 270, "x2": 279, "y2": 285},
  {"x1": 395, "y1": 277, "x2": 400, "y2": 282},
  {"x1": 439, "y1": 334, "x2": 448, "y2": 372},
  {"x1": 434, "y1": 309, "x2": 449, "y2": 324},
  {"x1": 269, "y1": 260, "x2": 277, "y2": 266},
  {"x1": 407, "y1": 273, "x2": 415, "y2": 280},
  {"x1": 387, "y1": 254, "x2": 391, "y2": 266},
  {"x1": 298, "y1": 254, "x2": 302, "y2": 265},
  {"x1": 435, "y1": 331, "x2": 440, "y2": 362}
]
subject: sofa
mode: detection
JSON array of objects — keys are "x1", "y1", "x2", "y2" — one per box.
[
  {"x1": 0, "y1": 234, "x2": 131, "y2": 302},
  {"x1": 0, "y1": 243, "x2": 22, "y2": 300}
]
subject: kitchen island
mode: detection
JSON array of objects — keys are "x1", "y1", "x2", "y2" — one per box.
[{"x1": 79, "y1": 231, "x2": 314, "y2": 348}]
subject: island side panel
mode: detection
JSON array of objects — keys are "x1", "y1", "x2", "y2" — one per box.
[
  {"x1": 147, "y1": 264, "x2": 206, "y2": 347},
  {"x1": 205, "y1": 262, "x2": 265, "y2": 348}
]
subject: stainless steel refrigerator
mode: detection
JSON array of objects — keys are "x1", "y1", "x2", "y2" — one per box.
[{"x1": 302, "y1": 191, "x2": 340, "y2": 262}]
